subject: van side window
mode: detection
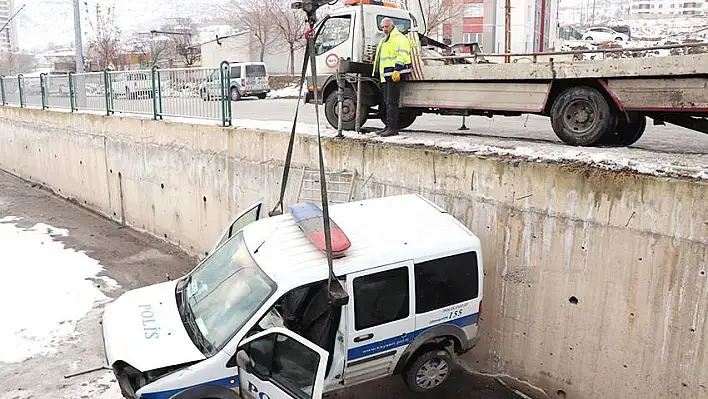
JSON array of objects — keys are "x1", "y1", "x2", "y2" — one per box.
[
  {"x1": 244, "y1": 332, "x2": 320, "y2": 399},
  {"x1": 230, "y1": 67, "x2": 241, "y2": 79},
  {"x1": 414, "y1": 252, "x2": 479, "y2": 314},
  {"x1": 353, "y1": 267, "x2": 409, "y2": 330},
  {"x1": 245, "y1": 65, "x2": 267, "y2": 77}
]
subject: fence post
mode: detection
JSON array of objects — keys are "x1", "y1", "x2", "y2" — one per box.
[
  {"x1": 103, "y1": 69, "x2": 112, "y2": 116},
  {"x1": 68, "y1": 72, "x2": 75, "y2": 112},
  {"x1": 17, "y1": 74, "x2": 24, "y2": 108},
  {"x1": 151, "y1": 65, "x2": 160, "y2": 120},
  {"x1": 157, "y1": 68, "x2": 163, "y2": 119},
  {"x1": 219, "y1": 60, "x2": 232, "y2": 127},
  {"x1": 40, "y1": 73, "x2": 48, "y2": 109},
  {"x1": 0, "y1": 76, "x2": 5, "y2": 106}
]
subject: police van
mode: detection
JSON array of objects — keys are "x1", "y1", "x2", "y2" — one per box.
[{"x1": 101, "y1": 194, "x2": 484, "y2": 399}]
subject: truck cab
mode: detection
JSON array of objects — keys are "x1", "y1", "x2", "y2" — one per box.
[
  {"x1": 305, "y1": 0, "x2": 417, "y2": 130},
  {"x1": 102, "y1": 194, "x2": 483, "y2": 399}
]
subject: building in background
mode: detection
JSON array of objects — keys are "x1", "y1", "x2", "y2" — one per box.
[
  {"x1": 441, "y1": 0, "x2": 559, "y2": 54},
  {"x1": 630, "y1": 0, "x2": 705, "y2": 17},
  {"x1": 0, "y1": 0, "x2": 18, "y2": 51}
]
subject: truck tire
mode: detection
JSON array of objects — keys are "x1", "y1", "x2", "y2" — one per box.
[
  {"x1": 601, "y1": 112, "x2": 646, "y2": 146},
  {"x1": 325, "y1": 88, "x2": 367, "y2": 131},
  {"x1": 550, "y1": 86, "x2": 616, "y2": 146},
  {"x1": 402, "y1": 349, "x2": 452, "y2": 393}
]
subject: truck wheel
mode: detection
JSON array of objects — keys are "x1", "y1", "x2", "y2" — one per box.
[
  {"x1": 601, "y1": 112, "x2": 646, "y2": 146},
  {"x1": 257, "y1": 93, "x2": 267, "y2": 99},
  {"x1": 550, "y1": 86, "x2": 615, "y2": 146},
  {"x1": 402, "y1": 349, "x2": 452, "y2": 393},
  {"x1": 324, "y1": 88, "x2": 367, "y2": 131}
]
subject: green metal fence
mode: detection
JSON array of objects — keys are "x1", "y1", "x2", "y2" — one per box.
[
  {"x1": 1, "y1": 75, "x2": 22, "y2": 106},
  {"x1": 44, "y1": 74, "x2": 72, "y2": 110},
  {"x1": 23, "y1": 75, "x2": 43, "y2": 108},
  {"x1": 0, "y1": 62, "x2": 233, "y2": 127},
  {"x1": 71, "y1": 72, "x2": 107, "y2": 113}
]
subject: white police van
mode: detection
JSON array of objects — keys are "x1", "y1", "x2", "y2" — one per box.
[{"x1": 102, "y1": 194, "x2": 484, "y2": 399}]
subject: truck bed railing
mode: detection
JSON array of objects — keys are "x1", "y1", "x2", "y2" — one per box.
[{"x1": 421, "y1": 41, "x2": 708, "y2": 63}]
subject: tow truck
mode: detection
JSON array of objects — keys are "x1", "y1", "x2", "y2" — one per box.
[{"x1": 303, "y1": 0, "x2": 708, "y2": 146}]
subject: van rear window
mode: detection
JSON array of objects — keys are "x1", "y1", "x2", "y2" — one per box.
[
  {"x1": 246, "y1": 65, "x2": 267, "y2": 77},
  {"x1": 414, "y1": 252, "x2": 479, "y2": 314}
]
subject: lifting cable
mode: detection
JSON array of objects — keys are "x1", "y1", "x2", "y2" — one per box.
[{"x1": 269, "y1": 19, "x2": 348, "y2": 304}]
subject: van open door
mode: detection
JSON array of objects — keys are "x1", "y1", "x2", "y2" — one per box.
[
  {"x1": 234, "y1": 327, "x2": 329, "y2": 399},
  {"x1": 210, "y1": 202, "x2": 262, "y2": 255}
]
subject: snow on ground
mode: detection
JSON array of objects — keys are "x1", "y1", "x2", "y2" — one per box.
[
  {"x1": 231, "y1": 118, "x2": 708, "y2": 181},
  {"x1": 268, "y1": 83, "x2": 307, "y2": 99},
  {"x1": 0, "y1": 216, "x2": 119, "y2": 363}
]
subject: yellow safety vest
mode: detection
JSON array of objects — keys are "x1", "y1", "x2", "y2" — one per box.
[{"x1": 373, "y1": 27, "x2": 412, "y2": 83}]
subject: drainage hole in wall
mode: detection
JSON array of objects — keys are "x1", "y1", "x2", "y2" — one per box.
[
  {"x1": 113, "y1": 212, "x2": 116, "y2": 216},
  {"x1": 203, "y1": 196, "x2": 207, "y2": 203},
  {"x1": 486, "y1": 225, "x2": 490, "y2": 229},
  {"x1": 164, "y1": 234, "x2": 168, "y2": 239},
  {"x1": 118, "y1": 172, "x2": 122, "y2": 178},
  {"x1": 161, "y1": 183, "x2": 165, "y2": 189},
  {"x1": 623, "y1": 365, "x2": 627, "y2": 368},
  {"x1": 54, "y1": 154, "x2": 57, "y2": 158},
  {"x1": 79, "y1": 160, "x2": 83, "y2": 165},
  {"x1": 109, "y1": 169, "x2": 113, "y2": 174},
  {"x1": 701, "y1": 271, "x2": 706, "y2": 276},
  {"x1": 630, "y1": 313, "x2": 635, "y2": 317},
  {"x1": 638, "y1": 257, "x2": 643, "y2": 261},
  {"x1": 683, "y1": 383, "x2": 688, "y2": 387},
  {"x1": 204, "y1": 252, "x2": 209, "y2": 257},
  {"x1": 690, "y1": 328, "x2": 696, "y2": 333},
  {"x1": 556, "y1": 390, "x2": 566, "y2": 398},
  {"x1": 569, "y1": 347, "x2": 573, "y2": 351},
  {"x1": 569, "y1": 296, "x2": 579, "y2": 305}
]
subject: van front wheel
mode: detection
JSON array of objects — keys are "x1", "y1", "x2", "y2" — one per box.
[{"x1": 403, "y1": 349, "x2": 452, "y2": 393}]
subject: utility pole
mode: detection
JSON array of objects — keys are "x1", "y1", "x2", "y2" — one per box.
[
  {"x1": 73, "y1": 0, "x2": 85, "y2": 73},
  {"x1": 504, "y1": 0, "x2": 511, "y2": 63}
]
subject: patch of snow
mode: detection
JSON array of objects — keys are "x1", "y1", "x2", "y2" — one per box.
[
  {"x1": 229, "y1": 117, "x2": 708, "y2": 181},
  {"x1": 0, "y1": 218, "x2": 118, "y2": 364},
  {"x1": 0, "y1": 371, "x2": 123, "y2": 399},
  {"x1": 268, "y1": 84, "x2": 307, "y2": 99}
]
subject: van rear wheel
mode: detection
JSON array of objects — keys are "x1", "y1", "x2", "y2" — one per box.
[{"x1": 403, "y1": 349, "x2": 452, "y2": 393}]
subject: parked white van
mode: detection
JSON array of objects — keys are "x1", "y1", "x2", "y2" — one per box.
[
  {"x1": 199, "y1": 61, "x2": 270, "y2": 101},
  {"x1": 102, "y1": 194, "x2": 484, "y2": 399}
]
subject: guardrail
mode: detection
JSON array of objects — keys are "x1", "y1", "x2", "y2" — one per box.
[{"x1": 0, "y1": 61, "x2": 234, "y2": 127}]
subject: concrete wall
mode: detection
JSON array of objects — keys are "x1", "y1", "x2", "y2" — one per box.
[{"x1": 0, "y1": 107, "x2": 707, "y2": 399}]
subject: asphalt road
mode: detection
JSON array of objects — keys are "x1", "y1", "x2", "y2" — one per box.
[{"x1": 0, "y1": 169, "x2": 520, "y2": 399}]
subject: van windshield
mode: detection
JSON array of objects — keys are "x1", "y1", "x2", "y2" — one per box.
[{"x1": 182, "y1": 232, "x2": 276, "y2": 354}]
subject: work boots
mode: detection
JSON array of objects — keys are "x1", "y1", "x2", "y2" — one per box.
[{"x1": 378, "y1": 128, "x2": 399, "y2": 137}]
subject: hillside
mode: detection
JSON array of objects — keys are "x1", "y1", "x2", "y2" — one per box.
[{"x1": 14, "y1": 0, "x2": 228, "y2": 51}]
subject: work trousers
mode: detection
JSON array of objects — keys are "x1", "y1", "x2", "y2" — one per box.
[{"x1": 383, "y1": 78, "x2": 401, "y2": 131}]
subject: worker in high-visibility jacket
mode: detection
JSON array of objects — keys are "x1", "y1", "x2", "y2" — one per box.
[{"x1": 373, "y1": 17, "x2": 412, "y2": 137}]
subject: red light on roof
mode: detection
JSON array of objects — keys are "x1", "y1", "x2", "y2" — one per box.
[
  {"x1": 345, "y1": 0, "x2": 397, "y2": 7},
  {"x1": 289, "y1": 203, "x2": 351, "y2": 258}
]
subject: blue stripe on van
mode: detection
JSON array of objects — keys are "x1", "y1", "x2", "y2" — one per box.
[
  {"x1": 347, "y1": 313, "x2": 479, "y2": 361},
  {"x1": 140, "y1": 375, "x2": 239, "y2": 399}
]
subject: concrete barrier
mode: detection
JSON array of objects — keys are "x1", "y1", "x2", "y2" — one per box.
[{"x1": 0, "y1": 106, "x2": 706, "y2": 399}]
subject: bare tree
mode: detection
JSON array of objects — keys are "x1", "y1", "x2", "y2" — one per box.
[
  {"x1": 0, "y1": 51, "x2": 35, "y2": 74},
  {"x1": 228, "y1": 0, "x2": 277, "y2": 61},
  {"x1": 86, "y1": 4, "x2": 121, "y2": 70},
  {"x1": 396, "y1": 0, "x2": 463, "y2": 37},
  {"x1": 269, "y1": 0, "x2": 307, "y2": 74},
  {"x1": 134, "y1": 36, "x2": 172, "y2": 67}
]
